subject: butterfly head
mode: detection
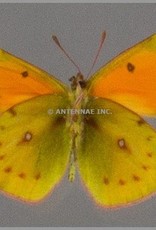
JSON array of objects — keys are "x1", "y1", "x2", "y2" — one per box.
[{"x1": 69, "y1": 72, "x2": 87, "y2": 91}]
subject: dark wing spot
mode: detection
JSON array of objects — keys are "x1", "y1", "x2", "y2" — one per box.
[
  {"x1": 84, "y1": 116, "x2": 100, "y2": 131},
  {"x1": 133, "y1": 174, "x2": 140, "y2": 182},
  {"x1": 127, "y1": 62, "x2": 135, "y2": 72},
  {"x1": 142, "y1": 165, "x2": 150, "y2": 171},
  {"x1": 103, "y1": 177, "x2": 109, "y2": 185},
  {"x1": 119, "y1": 179, "x2": 126, "y2": 185},
  {"x1": 18, "y1": 172, "x2": 26, "y2": 179},
  {"x1": 8, "y1": 108, "x2": 17, "y2": 116},
  {"x1": 4, "y1": 166, "x2": 12, "y2": 173},
  {"x1": 137, "y1": 119, "x2": 145, "y2": 126},
  {"x1": 0, "y1": 155, "x2": 5, "y2": 160},
  {"x1": 35, "y1": 172, "x2": 41, "y2": 180},
  {"x1": 53, "y1": 116, "x2": 66, "y2": 128},
  {"x1": 0, "y1": 126, "x2": 5, "y2": 130},
  {"x1": 147, "y1": 152, "x2": 152, "y2": 158},
  {"x1": 147, "y1": 136, "x2": 153, "y2": 141},
  {"x1": 21, "y1": 71, "x2": 28, "y2": 77},
  {"x1": 0, "y1": 142, "x2": 2, "y2": 146}
]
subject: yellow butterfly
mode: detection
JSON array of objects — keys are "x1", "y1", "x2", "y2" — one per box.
[{"x1": 0, "y1": 33, "x2": 156, "y2": 208}]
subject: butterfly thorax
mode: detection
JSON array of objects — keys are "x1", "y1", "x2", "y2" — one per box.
[{"x1": 68, "y1": 72, "x2": 89, "y2": 124}]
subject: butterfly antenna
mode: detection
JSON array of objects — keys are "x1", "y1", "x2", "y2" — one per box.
[
  {"x1": 52, "y1": 35, "x2": 82, "y2": 74},
  {"x1": 86, "y1": 31, "x2": 106, "y2": 79}
]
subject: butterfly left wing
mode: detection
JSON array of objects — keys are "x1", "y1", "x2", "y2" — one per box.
[
  {"x1": 0, "y1": 49, "x2": 68, "y2": 113},
  {"x1": 87, "y1": 34, "x2": 156, "y2": 116},
  {"x1": 77, "y1": 97, "x2": 156, "y2": 207},
  {"x1": 0, "y1": 94, "x2": 71, "y2": 202}
]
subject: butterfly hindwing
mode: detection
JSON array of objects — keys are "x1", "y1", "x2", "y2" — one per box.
[
  {"x1": 77, "y1": 97, "x2": 156, "y2": 207},
  {"x1": 0, "y1": 94, "x2": 71, "y2": 202}
]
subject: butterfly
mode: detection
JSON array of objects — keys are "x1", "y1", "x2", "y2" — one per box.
[{"x1": 0, "y1": 33, "x2": 156, "y2": 208}]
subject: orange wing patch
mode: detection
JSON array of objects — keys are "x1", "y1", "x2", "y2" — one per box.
[
  {"x1": 88, "y1": 34, "x2": 156, "y2": 116},
  {"x1": 0, "y1": 49, "x2": 68, "y2": 113}
]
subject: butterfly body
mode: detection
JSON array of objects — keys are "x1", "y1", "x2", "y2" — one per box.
[{"x1": 0, "y1": 33, "x2": 156, "y2": 207}]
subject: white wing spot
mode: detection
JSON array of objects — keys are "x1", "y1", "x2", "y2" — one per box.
[
  {"x1": 24, "y1": 132, "x2": 32, "y2": 141},
  {"x1": 118, "y1": 138, "x2": 126, "y2": 148}
]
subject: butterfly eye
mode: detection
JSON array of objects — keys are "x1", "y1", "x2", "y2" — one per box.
[
  {"x1": 78, "y1": 80, "x2": 86, "y2": 89},
  {"x1": 69, "y1": 73, "x2": 86, "y2": 90}
]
